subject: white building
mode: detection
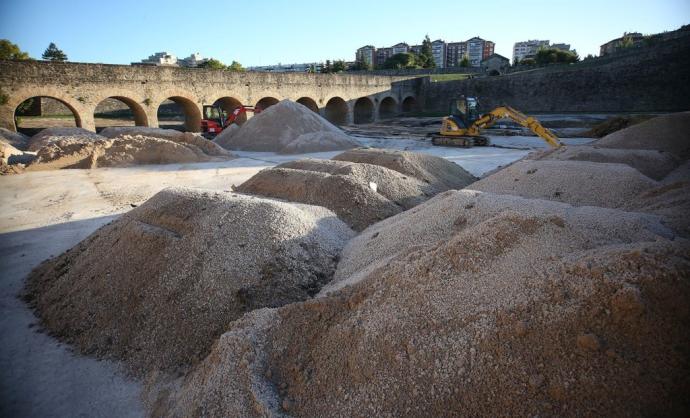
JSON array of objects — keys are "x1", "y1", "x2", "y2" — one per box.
[
  {"x1": 391, "y1": 43, "x2": 410, "y2": 55},
  {"x1": 467, "y1": 37, "x2": 486, "y2": 67},
  {"x1": 512, "y1": 40, "x2": 549, "y2": 62},
  {"x1": 179, "y1": 52, "x2": 209, "y2": 68},
  {"x1": 431, "y1": 39, "x2": 446, "y2": 68},
  {"x1": 139, "y1": 52, "x2": 178, "y2": 66}
]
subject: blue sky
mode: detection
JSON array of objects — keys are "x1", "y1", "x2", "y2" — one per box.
[{"x1": 1, "y1": 0, "x2": 688, "y2": 66}]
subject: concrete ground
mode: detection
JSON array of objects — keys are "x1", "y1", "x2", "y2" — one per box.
[{"x1": 0, "y1": 133, "x2": 591, "y2": 417}]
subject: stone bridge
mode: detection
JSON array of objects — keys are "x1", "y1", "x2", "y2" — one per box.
[{"x1": 0, "y1": 60, "x2": 421, "y2": 132}]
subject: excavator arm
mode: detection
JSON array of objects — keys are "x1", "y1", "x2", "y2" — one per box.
[{"x1": 468, "y1": 106, "x2": 562, "y2": 148}]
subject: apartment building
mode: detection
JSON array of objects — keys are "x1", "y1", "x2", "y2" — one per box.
[
  {"x1": 431, "y1": 39, "x2": 446, "y2": 67},
  {"x1": 356, "y1": 45, "x2": 376, "y2": 67}
]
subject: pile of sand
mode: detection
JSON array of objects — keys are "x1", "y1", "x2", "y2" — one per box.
[
  {"x1": 25, "y1": 134, "x2": 232, "y2": 171},
  {"x1": 276, "y1": 159, "x2": 432, "y2": 209},
  {"x1": 212, "y1": 100, "x2": 360, "y2": 154},
  {"x1": 27, "y1": 127, "x2": 105, "y2": 151},
  {"x1": 0, "y1": 127, "x2": 29, "y2": 150},
  {"x1": 150, "y1": 190, "x2": 689, "y2": 417},
  {"x1": 593, "y1": 111, "x2": 690, "y2": 159},
  {"x1": 236, "y1": 167, "x2": 402, "y2": 231},
  {"x1": 333, "y1": 148, "x2": 477, "y2": 192},
  {"x1": 469, "y1": 160, "x2": 657, "y2": 208},
  {"x1": 539, "y1": 145, "x2": 680, "y2": 180},
  {"x1": 99, "y1": 126, "x2": 185, "y2": 141},
  {"x1": 212, "y1": 124, "x2": 240, "y2": 149},
  {"x1": 25, "y1": 188, "x2": 355, "y2": 375}
]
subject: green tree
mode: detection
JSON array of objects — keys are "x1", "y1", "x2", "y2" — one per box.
[
  {"x1": 520, "y1": 58, "x2": 536, "y2": 66},
  {"x1": 42, "y1": 42, "x2": 67, "y2": 61},
  {"x1": 321, "y1": 60, "x2": 332, "y2": 73},
  {"x1": 198, "y1": 58, "x2": 226, "y2": 69},
  {"x1": 332, "y1": 60, "x2": 346, "y2": 72},
  {"x1": 534, "y1": 47, "x2": 579, "y2": 65},
  {"x1": 350, "y1": 59, "x2": 371, "y2": 71},
  {"x1": 226, "y1": 60, "x2": 245, "y2": 71},
  {"x1": 418, "y1": 35, "x2": 435, "y2": 68},
  {"x1": 459, "y1": 54, "x2": 470, "y2": 67},
  {"x1": 0, "y1": 39, "x2": 30, "y2": 60},
  {"x1": 383, "y1": 53, "x2": 419, "y2": 69}
]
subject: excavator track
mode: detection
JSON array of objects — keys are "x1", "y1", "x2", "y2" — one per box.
[{"x1": 429, "y1": 134, "x2": 490, "y2": 148}]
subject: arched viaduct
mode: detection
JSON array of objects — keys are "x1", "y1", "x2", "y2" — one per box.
[{"x1": 0, "y1": 60, "x2": 421, "y2": 132}]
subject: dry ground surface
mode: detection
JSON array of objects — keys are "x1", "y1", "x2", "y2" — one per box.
[{"x1": 1, "y1": 114, "x2": 619, "y2": 417}]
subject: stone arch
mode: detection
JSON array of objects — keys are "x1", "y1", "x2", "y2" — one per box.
[
  {"x1": 353, "y1": 97, "x2": 375, "y2": 124},
  {"x1": 213, "y1": 96, "x2": 247, "y2": 125},
  {"x1": 296, "y1": 97, "x2": 319, "y2": 113},
  {"x1": 157, "y1": 96, "x2": 201, "y2": 132},
  {"x1": 94, "y1": 96, "x2": 148, "y2": 131},
  {"x1": 378, "y1": 96, "x2": 398, "y2": 119},
  {"x1": 255, "y1": 97, "x2": 279, "y2": 112},
  {"x1": 13, "y1": 95, "x2": 82, "y2": 135},
  {"x1": 324, "y1": 97, "x2": 348, "y2": 125},
  {"x1": 402, "y1": 96, "x2": 418, "y2": 113}
]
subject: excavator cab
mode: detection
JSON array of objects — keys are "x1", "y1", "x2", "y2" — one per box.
[{"x1": 449, "y1": 96, "x2": 480, "y2": 128}]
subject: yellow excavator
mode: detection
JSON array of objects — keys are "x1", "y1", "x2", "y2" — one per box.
[{"x1": 429, "y1": 96, "x2": 562, "y2": 148}]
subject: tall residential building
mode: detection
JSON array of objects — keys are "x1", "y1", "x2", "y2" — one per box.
[
  {"x1": 551, "y1": 43, "x2": 572, "y2": 52},
  {"x1": 376, "y1": 47, "x2": 394, "y2": 66},
  {"x1": 445, "y1": 42, "x2": 467, "y2": 67},
  {"x1": 431, "y1": 39, "x2": 446, "y2": 68},
  {"x1": 409, "y1": 44, "x2": 423, "y2": 55},
  {"x1": 512, "y1": 40, "x2": 549, "y2": 62},
  {"x1": 356, "y1": 45, "x2": 376, "y2": 67},
  {"x1": 466, "y1": 37, "x2": 489, "y2": 67},
  {"x1": 391, "y1": 43, "x2": 410, "y2": 55}
]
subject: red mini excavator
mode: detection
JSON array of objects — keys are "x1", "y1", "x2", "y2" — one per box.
[{"x1": 200, "y1": 104, "x2": 260, "y2": 138}]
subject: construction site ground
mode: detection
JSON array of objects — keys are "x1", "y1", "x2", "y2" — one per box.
[{"x1": 0, "y1": 115, "x2": 602, "y2": 417}]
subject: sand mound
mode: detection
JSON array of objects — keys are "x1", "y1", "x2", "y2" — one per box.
[
  {"x1": 150, "y1": 190, "x2": 688, "y2": 417},
  {"x1": 236, "y1": 167, "x2": 402, "y2": 231},
  {"x1": 662, "y1": 160, "x2": 690, "y2": 184},
  {"x1": 469, "y1": 159, "x2": 657, "y2": 208},
  {"x1": 24, "y1": 188, "x2": 354, "y2": 375},
  {"x1": 25, "y1": 135, "x2": 231, "y2": 171},
  {"x1": 593, "y1": 111, "x2": 690, "y2": 159},
  {"x1": 626, "y1": 180, "x2": 690, "y2": 237},
  {"x1": 217, "y1": 100, "x2": 360, "y2": 153},
  {"x1": 212, "y1": 123, "x2": 240, "y2": 149},
  {"x1": 329, "y1": 189, "x2": 672, "y2": 293},
  {"x1": 99, "y1": 126, "x2": 184, "y2": 141},
  {"x1": 585, "y1": 115, "x2": 651, "y2": 138},
  {"x1": 0, "y1": 127, "x2": 29, "y2": 150},
  {"x1": 333, "y1": 148, "x2": 476, "y2": 192},
  {"x1": 28, "y1": 127, "x2": 105, "y2": 151},
  {"x1": 276, "y1": 159, "x2": 432, "y2": 209},
  {"x1": 540, "y1": 145, "x2": 680, "y2": 180}
]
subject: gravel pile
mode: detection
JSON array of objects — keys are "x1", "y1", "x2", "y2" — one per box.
[
  {"x1": 150, "y1": 190, "x2": 689, "y2": 417},
  {"x1": 539, "y1": 145, "x2": 681, "y2": 180},
  {"x1": 593, "y1": 111, "x2": 690, "y2": 159},
  {"x1": 25, "y1": 134, "x2": 232, "y2": 171},
  {"x1": 276, "y1": 159, "x2": 432, "y2": 209},
  {"x1": 24, "y1": 188, "x2": 354, "y2": 376},
  {"x1": 332, "y1": 148, "x2": 477, "y2": 192},
  {"x1": 236, "y1": 167, "x2": 402, "y2": 231},
  {"x1": 469, "y1": 159, "x2": 658, "y2": 208},
  {"x1": 27, "y1": 127, "x2": 105, "y2": 151},
  {"x1": 99, "y1": 127, "x2": 185, "y2": 141},
  {"x1": 213, "y1": 100, "x2": 360, "y2": 154},
  {"x1": 327, "y1": 189, "x2": 672, "y2": 294}
]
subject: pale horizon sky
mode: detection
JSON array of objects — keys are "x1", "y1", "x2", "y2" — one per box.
[{"x1": 0, "y1": 0, "x2": 688, "y2": 67}]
